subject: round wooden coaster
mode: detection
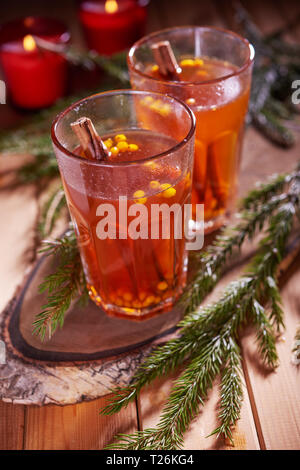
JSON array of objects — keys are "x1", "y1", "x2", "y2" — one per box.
[{"x1": 0, "y1": 253, "x2": 181, "y2": 405}]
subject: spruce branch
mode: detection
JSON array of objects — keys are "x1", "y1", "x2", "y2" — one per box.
[
  {"x1": 32, "y1": 230, "x2": 87, "y2": 340},
  {"x1": 103, "y1": 167, "x2": 300, "y2": 449},
  {"x1": 0, "y1": 51, "x2": 128, "y2": 185},
  {"x1": 106, "y1": 301, "x2": 249, "y2": 450},
  {"x1": 209, "y1": 338, "x2": 243, "y2": 443},
  {"x1": 292, "y1": 325, "x2": 300, "y2": 366},
  {"x1": 235, "y1": 2, "x2": 300, "y2": 147},
  {"x1": 182, "y1": 191, "x2": 292, "y2": 316},
  {"x1": 39, "y1": 186, "x2": 66, "y2": 238},
  {"x1": 242, "y1": 172, "x2": 294, "y2": 210}
]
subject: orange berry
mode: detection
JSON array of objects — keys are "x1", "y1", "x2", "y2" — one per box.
[
  {"x1": 117, "y1": 141, "x2": 129, "y2": 152},
  {"x1": 104, "y1": 138, "x2": 113, "y2": 149},
  {"x1": 157, "y1": 281, "x2": 168, "y2": 291},
  {"x1": 128, "y1": 143, "x2": 139, "y2": 151},
  {"x1": 114, "y1": 134, "x2": 127, "y2": 142},
  {"x1": 110, "y1": 146, "x2": 119, "y2": 156},
  {"x1": 150, "y1": 180, "x2": 160, "y2": 189}
]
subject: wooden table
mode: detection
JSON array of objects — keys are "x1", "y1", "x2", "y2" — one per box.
[{"x1": 0, "y1": 0, "x2": 300, "y2": 450}]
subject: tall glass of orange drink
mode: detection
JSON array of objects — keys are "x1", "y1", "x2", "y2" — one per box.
[
  {"x1": 128, "y1": 26, "x2": 254, "y2": 232},
  {"x1": 52, "y1": 90, "x2": 195, "y2": 319}
]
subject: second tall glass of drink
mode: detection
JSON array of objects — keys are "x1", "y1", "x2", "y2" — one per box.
[{"x1": 128, "y1": 26, "x2": 254, "y2": 232}]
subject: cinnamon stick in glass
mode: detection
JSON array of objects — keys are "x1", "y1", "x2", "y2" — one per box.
[
  {"x1": 151, "y1": 41, "x2": 181, "y2": 79},
  {"x1": 71, "y1": 116, "x2": 109, "y2": 161}
]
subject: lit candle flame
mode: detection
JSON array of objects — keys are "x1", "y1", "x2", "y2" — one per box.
[
  {"x1": 23, "y1": 35, "x2": 36, "y2": 52},
  {"x1": 105, "y1": 0, "x2": 118, "y2": 14}
]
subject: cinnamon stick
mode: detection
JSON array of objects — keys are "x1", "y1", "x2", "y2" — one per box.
[
  {"x1": 207, "y1": 151, "x2": 227, "y2": 209},
  {"x1": 151, "y1": 40, "x2": 181, "y2": 79},
  {"x1": 71, "y1": 117, "x2": 109, "y2": 161}
]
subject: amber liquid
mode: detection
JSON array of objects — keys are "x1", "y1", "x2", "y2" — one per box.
[
  {"x1": 144, "y1": 57, "x2": 251, "y2": 230},
  {"x1": 63, "y1": 130, "x2": 191, "y2": 319}
]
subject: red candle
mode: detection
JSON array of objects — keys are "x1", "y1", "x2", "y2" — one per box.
[
  {"x1": 78, "y1": 0, "x2": 148, "y2": 56},
  {"x1": 0, "y1": 17, "x2": 69, "y2": 109}
]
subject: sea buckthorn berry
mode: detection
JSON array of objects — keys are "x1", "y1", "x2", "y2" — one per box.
[
  {"x1": 104, "y1": 138, "x2": 113, "y2": 149},
  {"x1": 110, "y1": 146, "x2": 119, "y2": 156},
  {"x1": 134, "y1": 190, "x2": 145, "y2": 198},
  {"x1": 160, "y1": 183, "x2": 171, "y2": 191},
  {"x1": 197, "y1": 70, "x2": 208, "y2": 77},
  {"x1": 158, "y1": 104, "x2": 171, "y2": 117},
  {"x1": 123, "y1": 292, "x2": 133, "y2": 301},
  {"x1": 184, "y1": 171, "x2": 191, "y2": 187},
  {"x1": 150, "y1": 180, "x2": 160, "y2": 189},
  {"x1": 144, "y1": 161, "x2": 158, "y2": 170},
  {"x1": 161, "y1": 185, "x2": 176, "y2": 198},
  {"x1": 115, "y1": 298, "x2": 123, "y2": 306},
  {"x1": 132, "y1": 300, "x2": 142, "y2": 308},
  {"x1": 186, "y1": 98, "x2": 196, "y2": 106},
  {"x1": 142, "y1": 96, "x2": 154, "y2": 105},
  {"x1": 133, "y1": 189, "x2": 147, "y2": 204},
  {"x1": 180, "y1": 59, "x2": 195, "y2": 67},
  {"x1": 149, "y1": 99, "x2": 163, "y2": 112},
  {"x1": 157, "y1": 281, "x2": 168, "y2": 291},
  {"x1": 194, "y1": 58, "x2": 204, "y2": 66},
  {"x1": 115, "y1": 134, "x2": 127, "y2": 143},
  {"x1": 128, "y1": 143, "x2": 139, "y2": 151},
  {"x1": 139, "y1": 291, "x2": 147, "y2": 301},
  {"x1": 117, "y1": 141, "x2": 129, "y2": 152},
  {"x1": 151, "y1": 64, "x2": 159, "y2": 72},
  {"x1": 143, "y1": 295, "x2": 155, "y2": 307}
]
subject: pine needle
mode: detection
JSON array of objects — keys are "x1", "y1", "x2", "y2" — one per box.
[{"x1": 102, "y1": 164, "x2": 300, "y2": 449}]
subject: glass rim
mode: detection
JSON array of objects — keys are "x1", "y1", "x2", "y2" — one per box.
[
  {"x1": 127, "y1": 25, "x2": 255, "y2": 87},
  {"x1": 51, "y1": 89, "x2": 196, "y2": 167}
]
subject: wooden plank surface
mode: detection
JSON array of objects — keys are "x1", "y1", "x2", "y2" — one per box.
[
  {"x1": 24, "y1": 396, "x2": 138, "y2": 450},
  {"x1": 0, "y1": 401, "x2": 24, "y2": 450},
  {"x1": 241, "y1": 268, "x2": 300, "y2": 450},
  {"x1": 0, "y1": 0, "x2": 300, "y2": 451}
]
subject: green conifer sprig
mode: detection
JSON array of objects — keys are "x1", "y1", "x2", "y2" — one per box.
[
  {"x1": 32, "y1": 230, "x2": 88, "y2": 340},
  {"x1": 103, "y1": 171, "x2": 299, "y2": 449},
  {"x1": 292, "y1": 325, "x2": 300, "y2": 365}
]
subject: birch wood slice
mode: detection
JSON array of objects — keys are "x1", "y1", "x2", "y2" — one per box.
[{"x1": 0, "y1": 250, "x2": 182, "y2": 405}]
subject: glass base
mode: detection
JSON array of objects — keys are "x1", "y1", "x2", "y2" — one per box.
[{"x1": 88, "y1": 285, "x2": 185, "y2": 321}]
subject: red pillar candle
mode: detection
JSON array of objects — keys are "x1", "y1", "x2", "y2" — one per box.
[
  {"x1": 0, "y1": 17, "x2": 69, "y2": 109},
  {"x1": 78, "y1": 0, "x2": 148, "y2": 56}
]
